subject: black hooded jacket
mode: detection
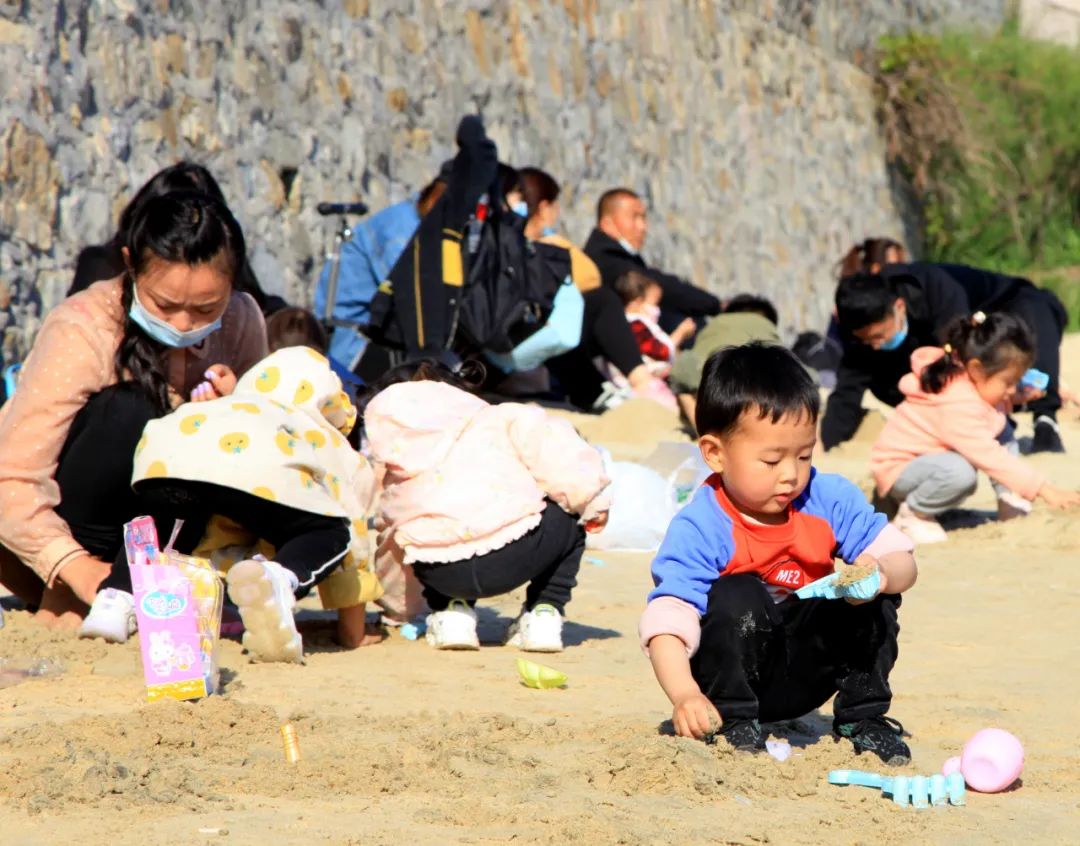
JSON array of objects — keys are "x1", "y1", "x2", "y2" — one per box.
[{"x1": 582, "y1": 228, "x2": 721, "y2": 330}]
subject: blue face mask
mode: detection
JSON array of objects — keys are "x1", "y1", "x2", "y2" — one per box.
[
  {"x1": 541, "y1": 225, "x2": 558, "y2": 237},
  {"x1": 878, "y1": 314, "x2": 909, "y2": 351},
  {"x1": 511, "y1": 200, "x2": 529, "y2": 218},
  {"x1": 129, "y1": 288, "x2": 223, "y2": 349}
]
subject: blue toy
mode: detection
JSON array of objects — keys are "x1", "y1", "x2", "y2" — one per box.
[
  {"x1": 795, "y1": 569, "x2": 880, "y2": 601},
  {"x1": 828, "y1": 769, "x2": 966, "y2": 808},
  {"x1": 1019, "y1": 368, "x2": 1049, "y2": 392}
]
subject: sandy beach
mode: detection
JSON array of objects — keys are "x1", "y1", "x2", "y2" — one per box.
[{"x1": 1, "y1": 336, "x2": 1078, "y2": 846}]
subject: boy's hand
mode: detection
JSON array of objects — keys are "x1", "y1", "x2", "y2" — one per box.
[
  {"x1": 1039, "y1": 484, "x2": 1080, "y2": 510},
  {"x1": 671, "y1": 692, "x2": 721, "y2": 740},
  {"x1": 191, "y1": 364, "x2": 237, "y2": 402}
]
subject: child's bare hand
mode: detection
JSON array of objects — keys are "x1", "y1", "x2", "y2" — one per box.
[
  {"x1": 1039, "y1": 484, "x2": 1080, "y2": 510},
  {"x1": 671, "y1": 692, "x2": 721, "y2": 739},
  {"x1": 584, "y1": 511, "x2": 609, "y2": 533},
  {"x1": 671, "y1": 317, "x2": 698, "y2": 347},
  {"x1": 191, "y1": 364, "x2": 237, "y2": 402}
]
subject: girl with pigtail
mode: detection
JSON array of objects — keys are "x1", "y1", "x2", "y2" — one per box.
[{"x1": 870, "y1": 311, "x2": 1080, "y2": 544}]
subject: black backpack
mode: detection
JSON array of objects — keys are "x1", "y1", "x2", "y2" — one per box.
[{"x1": 450, "y1": 211, "x2": 563, "y2": 354}]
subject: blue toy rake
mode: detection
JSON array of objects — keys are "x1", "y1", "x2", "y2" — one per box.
[{"x1": 829, "y1": 769, "x2": 966, "y2": 808}]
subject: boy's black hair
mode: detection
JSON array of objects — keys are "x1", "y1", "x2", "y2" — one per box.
[
  {"x1": 696, "y1": 343, "x2": 820, "y2": 437},
  {"x1": 724, "y1": 294, "x2": 779, "y2": 326},
  {"x1": 835, "y1": 273, "x2": 899, "y2": 331}
]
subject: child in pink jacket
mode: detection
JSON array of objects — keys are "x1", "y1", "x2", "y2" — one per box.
[
  {"x1": 363, "y1": 360, "x2": 611, "y2": 652},
  {"x1": 871, "y1": 312, "x2": 1079, "y2": 544}
]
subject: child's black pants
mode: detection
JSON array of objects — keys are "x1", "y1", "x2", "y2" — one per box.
[
  {"x1": 412, "y1": 502, "x2": 584, "y2": 614},
  {"x1": 689, "y1": 574, "x2": 900, "y2": 724}
]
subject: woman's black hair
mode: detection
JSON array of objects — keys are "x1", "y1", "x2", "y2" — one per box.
[
  {"x1": 920, "y1": 312, "x2": 1035, "y2": 394},
  {"x1": 834, "y1": 272, "x2": 899, "y2": 332},
  {"x1": 117, "y1": 191, "x2": 246, "y2": 413},
  {"x1": 696, "y1": 343, "x2": 820, "y2": 437},
  {"x1": 518, "y1": 166, "x2": 560, "y2": 217},
  {"x1": 356, "y1": 357, "x2": 486, "y2": 420},
  {"x1": 72, "y1": 161, "x2": 270, "y2": 308}
]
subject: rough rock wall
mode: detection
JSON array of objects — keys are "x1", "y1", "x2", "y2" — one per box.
[{"x1": 0, "y1": 0, "x2": 1005, "y2": 363}]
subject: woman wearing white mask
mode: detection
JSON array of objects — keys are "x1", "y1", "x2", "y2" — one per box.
[{"x1": 0, "y1": 191, "x2": 267, "y2": 627}]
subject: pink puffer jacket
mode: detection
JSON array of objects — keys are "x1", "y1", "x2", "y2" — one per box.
[{"x1": 365, "y1": 381, "x2": 610, "y2": 564}]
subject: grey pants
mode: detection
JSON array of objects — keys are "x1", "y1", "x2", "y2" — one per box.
[{"x1": 888, "y1": 442, "x2": 1020, "y2": 515}]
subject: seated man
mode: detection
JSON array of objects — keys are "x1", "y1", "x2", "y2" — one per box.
[{"x1": 583, "y1": 188, "x2": 721, "y2": 332}]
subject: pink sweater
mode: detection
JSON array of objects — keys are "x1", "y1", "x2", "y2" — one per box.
[
  {"x1": 364, "y1": 381, "x2": 610, "y2": 565},
  {"x1": 870, "y1": 347, "x2": 1045, "y2": 500}
]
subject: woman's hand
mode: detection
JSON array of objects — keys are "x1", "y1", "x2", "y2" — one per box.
[
  {"x1": 191, "y1": 364, "x2": 237, "y2": 402},
  {"x1": 1038, "y1": 483, "x2": 1080, "y2": 510},
  {"x1": 57, "y1": 554, "x2": 112, "y2": 605}
]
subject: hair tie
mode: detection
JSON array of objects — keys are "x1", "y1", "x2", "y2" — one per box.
[
  {"x1": 971, "y1": 311, "x2": 986, "y2": 326},
  {"x1": 943, "y1": 343, "x2": 953, "y2": 354}
]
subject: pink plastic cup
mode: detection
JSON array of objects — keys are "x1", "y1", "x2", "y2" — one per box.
[{"x1": 960, "y1": 728, "x2": 1024, "y2": 793}]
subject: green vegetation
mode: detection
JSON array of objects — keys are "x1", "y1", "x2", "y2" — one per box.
[{"x1": 875, "y1": 22, "x2": 1080, "y2": 328}]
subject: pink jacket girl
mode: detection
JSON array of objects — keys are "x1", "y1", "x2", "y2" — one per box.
[
  {"x1": 871, "y1": 312, "x2": 1079, "y2": 544},
  {"x1": 364, "y1": 361, "x2": 610, "y2": 652}
]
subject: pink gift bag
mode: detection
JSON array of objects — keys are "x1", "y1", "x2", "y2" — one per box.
[{"x1": 124, "y1": 517, "x2": 224, "y2": 702}]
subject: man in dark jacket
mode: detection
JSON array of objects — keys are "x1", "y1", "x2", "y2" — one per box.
[
  {"x1": 583, "y1": 188, "x2": 721, "y2": 332},
  {"x1": 822, "y1": 263, "x2": 1067, "y2": 453}
]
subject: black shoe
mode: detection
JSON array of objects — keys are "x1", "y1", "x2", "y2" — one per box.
[
  {"x1": 1031, "y1": 417, "x2": 1065, "y2": 453},
  {"x1": 713, "y1": 718, "x2": 765, "y2": 752},
  {"x1": 834, "y1": 716, "x2": 911, "y2": 766}
]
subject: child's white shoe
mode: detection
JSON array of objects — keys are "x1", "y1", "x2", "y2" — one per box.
[
  {"x1": 892, "y1": 502, "x2": 948, "y2": 545},
  {"x1": 79, "y1": 588, "x2": 137, "y2": 643},
  {"x1": 996, "y1": 490, "x2": 1033, "y2": 521},
  {"x1": 504, "y1": 603, "x2": 564, "y2": 652},
  {"x1": 425, "y1": 599, "x2": 479, "y2": 650},
  {"x1": 226, "y1": 559, "x2": 303, "y2": 663}
]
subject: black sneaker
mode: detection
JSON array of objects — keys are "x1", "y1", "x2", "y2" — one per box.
[
  {"x1": 834, "y1": 716, "x2": 911, "y2": 766},
  {"x1": 1031, "y1": 416, "x2": 1065, "y2": 454},
  {"x1": 712, "y1": 718, "x2": 765, "y2": 752}
]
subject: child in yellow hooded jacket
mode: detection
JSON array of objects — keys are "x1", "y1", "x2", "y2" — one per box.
[{"x1": 79, "y1": 346, "x2": 382, "y2": 661}]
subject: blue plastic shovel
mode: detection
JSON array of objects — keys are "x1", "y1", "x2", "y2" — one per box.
[
  {"x1": 795, "y1": 570, "x2": 881, "y2": 601},
  {"x1": 828, "y1": 769, "x2": 966, "y2": 808}
]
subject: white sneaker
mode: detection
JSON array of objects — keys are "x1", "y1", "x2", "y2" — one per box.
[
  {"x1": 425, "y1": 599, "x2": 479, "y2": 650},
  {"x1": 592, "y1": 381, "x2": 632, "y2": 412},
  {"x1": 504, "y1": 603, "x2": 564, "y2": 652},
  {"x1": 226, "y1": 560, "x2": 303, "y2": 663},
  {"x1": 892, "y1": 502, "x2": 948, "y2": 545},
  {"x1": 79, "y1": 588, "x2": 137, "y2": 643},
  {"x1": 996, "y1": 489, "x2": 1033, "y2": 521}
]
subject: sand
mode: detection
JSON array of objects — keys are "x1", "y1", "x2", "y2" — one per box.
[{"x1": 2, "y1": 338, "x2": 1080, "y2": 845}]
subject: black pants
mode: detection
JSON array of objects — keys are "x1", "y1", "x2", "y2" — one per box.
[
  {"x1": 1003, "y1": 286, "x2": 1066, "y2": 419},
  {"x1": 690, "y1": 574, "x2": 900, "y2": 724},
  {"x1": 412, "y1": 502, "x2": 585, "y2": 614},
  {"x1": 56, "y1": 384, "x2": 348, "y2": 599},
  {"x1": 546, "y1": 286, "x2": 645, "y2": 408}
]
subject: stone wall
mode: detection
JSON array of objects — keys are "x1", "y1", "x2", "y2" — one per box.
[{"x1": 0, "y1": 0, "x2": 1005, "y2": 364}]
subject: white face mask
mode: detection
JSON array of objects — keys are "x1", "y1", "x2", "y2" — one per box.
[
  {"x1": 129, "y1": 287, "x2": 223, "y2": 348},
  {"x1": 617, "y1": 237, "x2": 638, "y2": 256},
  {"x1": 642, "y1": 303, "x2": 661, "y2": 323}
]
